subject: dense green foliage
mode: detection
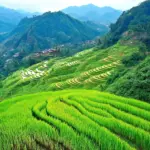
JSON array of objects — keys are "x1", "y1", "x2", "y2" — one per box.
[
  {"x1": 107, "y1": 56, "x2": 150, "y2": 102},
  {"x1": 102, "y1": 0, "x2": 150, "y2": 47},
  {"x1": 0, "y1": 90, "x2": 150, "y2": 150}
]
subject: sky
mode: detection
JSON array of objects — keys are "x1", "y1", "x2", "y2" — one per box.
[{"x1": 0, "y1": 0, "x2": 146, "y2": 12}]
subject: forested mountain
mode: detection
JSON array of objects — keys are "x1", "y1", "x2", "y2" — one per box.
[
  {"x1": 62, "y1": 4, "x2": 122, "y2": 25},
  {"x1": 0, "y1": 11, "x2": 106, "y2": 75},
  {"x1": 5, "y1": 11, "x2": 103, "y2": 49},
  {"x1": 101, "y1": 0, "x2": 150, "y2": 101},
  {"x1": 103, "y1": 0, "x2": 150, "y2": 48}
]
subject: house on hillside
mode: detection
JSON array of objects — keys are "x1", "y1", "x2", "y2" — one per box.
[{"x1": 34, "y1": 49, "x2": 60, "y2": 57}]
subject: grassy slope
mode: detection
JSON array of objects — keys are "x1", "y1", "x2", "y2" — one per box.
[
  {"x1": 0, "y1": 42, "x2": 139, "y2": 98},
  {"x1": 0, "y1": 89, "x2": 150, "y2": 150}
]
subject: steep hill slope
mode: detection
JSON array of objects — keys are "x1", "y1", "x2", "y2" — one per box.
[
  {"x1": 103, "y1": 0, "x2": 150, "y2": 48},
  {"x1": 107, "y1": 55, "x2": 150, "y2": 102},
  {"x1": 1, "y1": 90, "x2": 150, "y2": 150},
  {"x1": 0, "y1": 43, "x2": 139, "y2": 99},
  {"x1": 62, "y1": 4, "x2": 122, "y2": 25},
  {"x1": 98, "y1": 0, "x2": 150, "y2": 102}
]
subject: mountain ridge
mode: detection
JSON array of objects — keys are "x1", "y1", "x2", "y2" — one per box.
[{"x1": 62, "y1": 4, "x2": 122, "y2": 25}]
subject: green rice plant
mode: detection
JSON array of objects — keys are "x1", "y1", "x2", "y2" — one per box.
[
  {"x1": 87, "y1": 95, "x2": 150, "y2": 121},
  {"x1": 62, "y1": 97, "x2": 150, "y2": 150},
  {"x1": 32, "y1": 101, "x2": 99, "y2": 150},
  {"x1": 47, "y1": 99, "x2": 135, "y2": 150},
  {"x1": 86, "y1": 100, "x2": 150, "y2": 132},
  {"x1": 1, "y1": 89, "x2": 149, "y2": 150}
]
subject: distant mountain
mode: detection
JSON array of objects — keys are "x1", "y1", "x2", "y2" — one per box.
[
  {"x1": 0, "y1": 20, "x2": 15, "y2": 33},
  {"x1": 0, "y1": 6, "x2": 24, "y2": 25},
  {"x1": 16, "y1": 9, "x2": 41, "y2": 17},
  {"x1": 62, "y1": 4, "x2": 122, "y2": 25},
  {"x1": 0, "y1": 6, "x2": 23, "y2": 33},
  {"x1": 84, "y1": 21, "x2": 109, "y2": 33},
  {"x1": 0, "y1": 6, "x2": 40, "y2": 33}
]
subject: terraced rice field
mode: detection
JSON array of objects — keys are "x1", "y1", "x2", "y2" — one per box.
[
  {"x1": 21, "y1": 61, "x2": 49, "y2": 80},
  {"x1": 1, "y1": 44, "x2": 139, "y2": 98},
  {"x1": 1, "y1": 90, "x2": 150, "y2": 150},
  {"x1": 52, "y1": 60, "x2": 120, "y2": 89}
]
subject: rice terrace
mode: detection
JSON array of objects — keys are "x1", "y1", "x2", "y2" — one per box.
[{"x1": 0, "y1": 90, "x2": 150, "y2": 150}]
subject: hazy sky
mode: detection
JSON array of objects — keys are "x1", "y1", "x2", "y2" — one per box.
[{"x1": 0, "y1": 0, "x2": 146, "y2": 12}]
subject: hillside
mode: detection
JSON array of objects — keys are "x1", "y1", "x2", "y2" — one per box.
[
  {"x1": 102, "y1": 0, "x2": 150, "y2": 48},
  {"x1": 107, "y1": 55, "x2": 150, "y2": 102},
  {"x1": 62, "y1": 4, "x2": 122, "y2": 25},
  {"x1": 0, "y1": 43, "x2": 139, "y2": 99},
  {"x1": 1, "y1": 90, "x2": 150, "y2": 150},
  {"x1": 98, "y1": 0, "x2": 150, "y2": 102},
  {"x1": 1, "y1": 1, "x2": 150, "y2": 103},
  {"x1": 5, "y1": 11, "x2": 102, "y2": 48}
]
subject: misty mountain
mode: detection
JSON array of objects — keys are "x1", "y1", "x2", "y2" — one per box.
[
  {"x1": 62, "y1": 4, "x2": 122, "y2": 25},
  {"x1": 0, "y1": 6, "x2": 40, "y2": 33}
]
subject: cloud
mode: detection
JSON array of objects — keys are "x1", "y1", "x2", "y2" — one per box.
[{"x1": 0, "y1": 0, "x2": 146, "y2": 12}]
